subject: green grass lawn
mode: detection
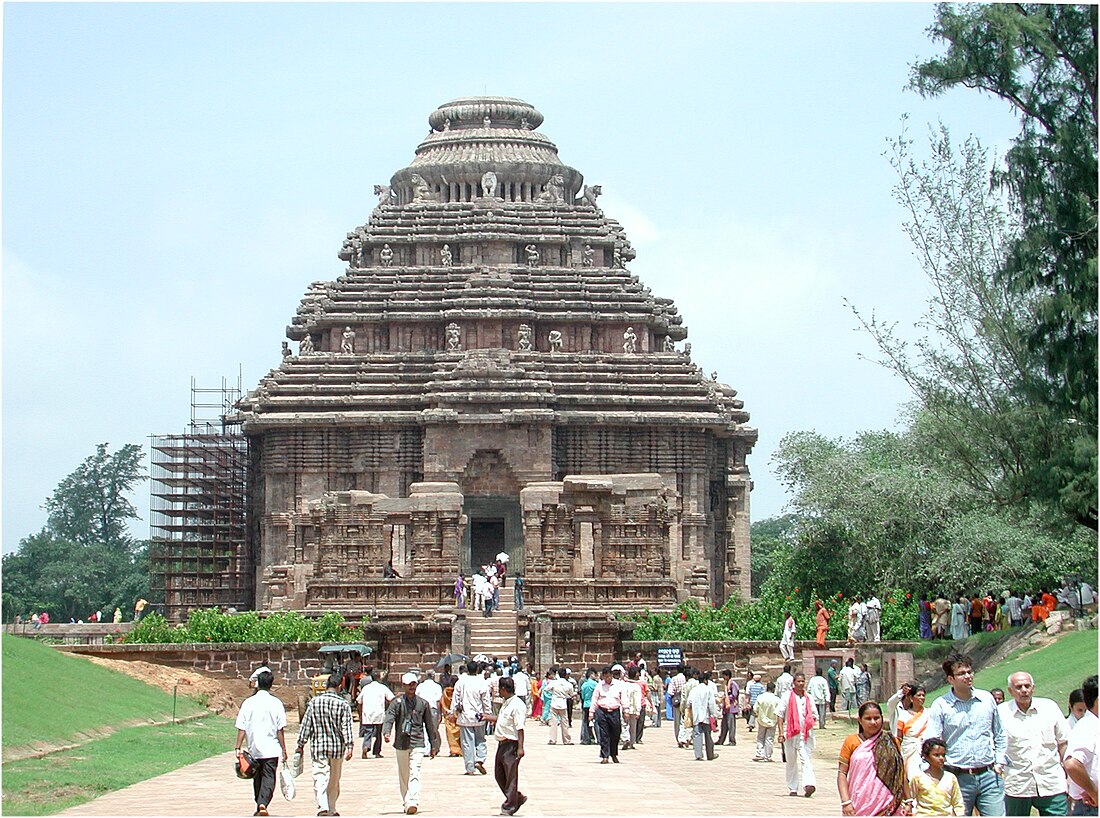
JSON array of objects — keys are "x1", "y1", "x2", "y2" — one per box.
[
  {"x1": 2, "y1": 635, "x2": 207, "y2": 751},
  {"x1": 1, "y1": 715, "x2": 236, "y2": 815},
  {"x1": 926, "y1": 629, "x2": 1099, "y2": 709}
]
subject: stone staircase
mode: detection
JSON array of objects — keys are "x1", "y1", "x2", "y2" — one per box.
[{"x1": 466, "y1": 589, "x2": 519, "y2": 660}]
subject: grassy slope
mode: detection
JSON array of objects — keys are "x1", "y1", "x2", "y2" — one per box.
[
  {"x1": 2, "y1": 715, "x2": 236, "y2": 815},
  {"x1": 926, "y1": 629, "x2": 1099, "y2": 709},
  {"x1": 2, "y1": 635, "x2": 207, "y2": 750}
]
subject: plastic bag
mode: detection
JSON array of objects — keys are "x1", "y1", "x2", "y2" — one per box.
[
  {"x1": 290, "y1": 750, "x2": 304, "y2": 778},
  {"x1": 279, "y1": 764, "x2": 296, "y2": 801}
]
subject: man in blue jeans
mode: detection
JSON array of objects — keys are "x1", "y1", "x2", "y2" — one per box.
[{"x1": 927, "y1": 651, "x2": 1007, "y2": 815}]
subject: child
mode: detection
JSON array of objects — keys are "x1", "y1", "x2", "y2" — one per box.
[{"x1": 909, "y1": 738, "x2": 964, "y2": 815}]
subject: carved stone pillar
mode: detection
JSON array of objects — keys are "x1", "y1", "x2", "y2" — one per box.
[
  {"x1": 451, "y1": 612, "x2": 469, "y2": 657},
  {"x1": 532, "y1": 613, "x2": 553, "y2": 673}
]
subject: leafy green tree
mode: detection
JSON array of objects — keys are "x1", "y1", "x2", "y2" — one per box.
[
  {"x1": 911, "y1": 4, "x2": 1098, "y2": 525},
  {"x1": 2, "y1": 443, "x2": 150, "y2": 622},
  {"x1": 750, "y1": 514, "x2": 798, "y2": 596}
]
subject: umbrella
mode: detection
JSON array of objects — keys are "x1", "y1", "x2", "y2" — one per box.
[
  {"x1": 434, "y1": 653, "x2": 468, "y2": 669},
  {"x1": 496, "y1": 552, "x2": 509, "y2": 563}
]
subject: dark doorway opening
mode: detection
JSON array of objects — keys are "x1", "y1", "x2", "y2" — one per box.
[{"x1": 470, "y1": 518, "x2": 505, "y2": 570}]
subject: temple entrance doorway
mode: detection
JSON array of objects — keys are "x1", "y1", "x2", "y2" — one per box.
[{"x1": 462, "y1": 496, "x2": 522, "y2": 575}]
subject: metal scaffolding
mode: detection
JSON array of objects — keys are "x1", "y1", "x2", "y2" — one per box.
[{"x1": 149, "y1": 377, "x2": 251, "y2": 622}]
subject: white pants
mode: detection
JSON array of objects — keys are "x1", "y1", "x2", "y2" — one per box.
[
  {"x1": 755, "y1": 725, "x2": 775, "y2": 759},
  {"x1": 779, "y1": 638, "x2": 795, "y2": 661},
  {"x1": 867, "y1": 614, "x2": 881, "y2": 642},
  {"x1": 783, "y1": 734, "x2": 816, "y2": 794},
  {"x1": 396, "y1": 747, "x2": 425, "y2": 808},
  {"x1": 311, "y1": 755, "x2": 343, "y2": 814},
  {"x1": 549, "y1": 707, "x2": 571, "y2": 744}
]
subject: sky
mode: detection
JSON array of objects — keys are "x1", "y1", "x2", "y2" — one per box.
[{"x1": 2, "y1": 2, "x2": 1023, "y2": 553}]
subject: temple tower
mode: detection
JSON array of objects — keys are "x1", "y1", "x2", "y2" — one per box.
[{"x1": 235, "y1": 96, "x2": 757, "y2": 620}]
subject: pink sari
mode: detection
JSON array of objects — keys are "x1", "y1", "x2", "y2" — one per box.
[{"x1": 848, "y1": 734, "x2": 905, "y2": 816}]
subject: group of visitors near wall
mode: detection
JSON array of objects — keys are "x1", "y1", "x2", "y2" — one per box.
[
  {"x1": 451, "y1": 562, "x2": 524, "y2": 615},
  {"x1": 921, "y1": 586, "x2": 1097, "y2": 640},
  {"x1": 233, "y1": 648, "x2": 1099, "y2": 817}
]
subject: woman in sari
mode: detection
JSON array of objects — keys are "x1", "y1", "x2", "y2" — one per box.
[
  {"x1": 453, "y1": 573, "x2": 465, "y2": 609},
  {"x1": 949, "y1": 597, "x2": 968, "y2": 640},
  {"x1": 439, "y1": 684, "x2": 463, "y2": 756},
  {"x1": 895, "y1": 685, "x2": 928, "y2": 778},
  {"x1": 529, "y1": 674, "x2": 543, "y2": 720},
  {"x1": 838, "y1": 701, "x2": 913, "y2": 816},
  {"x1": 917, "y1": 598, "x2": 933, "y2": 640},
  {"x1": 855, "y1": 664, "x2": 872, "y2": 707}
]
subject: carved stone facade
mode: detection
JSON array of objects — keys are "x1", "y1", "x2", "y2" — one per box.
[{"x1": 235, "y1": 96, "x2": 757, "y2": 622}]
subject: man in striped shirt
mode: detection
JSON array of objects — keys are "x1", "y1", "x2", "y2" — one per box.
[
  {"x1": 667, "y1": 666, "x2": 687, "y2": 741},
  {"x1": 747, "y1": 673, "x2": 766, "y2": 731},
  {"x1": 296, "y1": 673, "x2": 355, "y2": 817}
]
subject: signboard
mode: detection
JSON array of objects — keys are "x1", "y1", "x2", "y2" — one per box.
[{"x1": 656, "y1": 646, "x2": 683, "y2": 667}]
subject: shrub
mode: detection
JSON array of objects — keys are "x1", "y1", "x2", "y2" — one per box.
[{"x1": 123, "y1": 609, "x2": 361, "y2": 644}]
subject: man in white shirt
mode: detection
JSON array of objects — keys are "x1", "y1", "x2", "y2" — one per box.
[
  {"x1": 357, "y1": 670, "x2": 395, "y2": 759},
  {"x1": 483, "y1": 676, "x2": 528, "y2": 816},
  {"x1": 511, "y1": 667, "x2": 529, "y2": 715},
  {"x1": 775, "y1": 672, "x2": 817, "y2": 798},
  {"x1": 688, "y1": 670, "x2": 719, "y2": 761},
  {"x1": 998, "y1": 671, "x2": 1069, "y2": 816},
  {"x1": 839, "y1": 659, "x2": 860, "y2": 714},
  {"x1": 806, "y1": 670, "x2": 830, "y2": 730},
  {"x1": 417, "y1": 671, "x2": 444, "y2": 738},
  {"x1": 234, "y1": 670, "x2": 288, "y2": 817},
  {"x1": 589, "y1": 666, "x2": 627, "y2": 764},
  {"x1": 543, "y1": 668, "x2": 574, "y2": 745},
  {"x1": 775, "y1": 664, "x2": 794, "y2": 700},
  {"x1": 450, "y1": 660, "x2": 492, "y2": 775},
  {"x1": 865, "y1": 594, "x2": 883, "y2": 642},
  {"x1": 1006, "y1": 592, "x2": 1024, "y2": 627},
  {"x1": 1064, "y1": 675, "x2": 1098, "y2": 816}
]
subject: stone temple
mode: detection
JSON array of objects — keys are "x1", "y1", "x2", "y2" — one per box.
[{"x1": 232, "y1": 96, "x2": 757, "y2": 659}]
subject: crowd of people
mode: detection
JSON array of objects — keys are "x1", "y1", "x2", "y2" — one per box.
[
  {"x1": 450, "y1": 560, "x2": 524, "y2": 616},
  {"x1": 920, "y1": 586, "x2": 1097, "y2": 640},
  {"x1": 233, "y1": 647, "x2": 1099, "y2": 817}
]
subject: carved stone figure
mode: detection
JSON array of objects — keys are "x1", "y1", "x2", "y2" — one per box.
[
  {"x1": 281, "y1": 341, "x2": 291, "y2": 359},
  {"x1": 548, "y1": 330, "x2": 563, "y2": 353},
  {"x1": 525, "y1": 244, "x2": 540, "y2": 267},
  {"x1": 299, "y1": 334, "x2": 315, "y2": 355},
  {"x1": 483, "y1": 116, "x2": 492, "y2": 127},
  {"x1": 582, "y1": 244, "x2": 595, "y2": 267},
  {"x1": 410, "y1": 173, "x2": 435, "y2": 203},
  {"x1": 380, "y1": 243, "x2": 394, "y2": 267},
  {"x1": 663, "y1": 335, "x2": 675, "y2": 353},
  {"x1": 517, "y1": 324, "x2": 533, "y2": 351},
  {"x1": 710, "y1": 371, "x2": 719, "y2": 382},
  {"x1": 440, "y1": 244, "x2": 453, "y2": 267},
  {"x1": 446, "y1": 322, "x2": 462, "y2": 352},
  {"x1": 520, "y1": 117, "x2": 530, "y2": 129},
  {"x1": 682, "y1": 342, "x2": 692, "y2": 358},
  {"x1": 341, "y1": 326, "x2": 356, "y2": 354},
  {"x1": 373, "y1": 184, "x2": 394, "y2": 209},
  {"x1": 623, "y1": 327, "x2": 638, "y2": 354},
  {"x1": 535, "y1": 174, "x2": 566, "y2": 204},
  {"x1": 481, "y1": 171, "x2": 498, "y2": 199},
  {"x1": 575, "y1": 184, "x2": 602, "y2": 207},
  {"x1": 613, "y1": 247, "x2": 623, "y2": 268}
]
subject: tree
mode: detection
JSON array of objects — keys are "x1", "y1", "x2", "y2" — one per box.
[
  {"x1": 853, "y1": 126, "x2": 1096, "y2": 530},
  {"x1": 2, "y1": 443, "x2": 150, "y2": 622},
  {"x1": 750, "y1": 514, "x2": 798, "y2": 596},
  {"x1": 911, "y1": 2, "x2": 1097, "y2": 497}
]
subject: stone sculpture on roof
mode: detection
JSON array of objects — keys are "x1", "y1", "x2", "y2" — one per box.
[{"x1": 234, "y1": 96, "x2": 757, "y2": 637}]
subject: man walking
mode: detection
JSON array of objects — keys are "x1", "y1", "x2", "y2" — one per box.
[
  {"x1": 450, "y1": 660, "x2": 491, "y2": 775},
  {"x1": 746, "y1": 672, "x2": 766, "y2": 731},
  {"x1": 752, "y1": 682, "x2": 780, "y2": 762},
  {"x1": 807, "y1": 668, "x2": 829, "y2": 730},
  {"x1": 927, "y1": 651, "x2": 1007, "y2": 815},
  {"x1": 297, "y1": 673, "x2": 354, "y2": 817},
  {"x1": 356, "y1": 668, "x2": 394, "y2": 759},
  {"x1": 579, "y1": 669, "x2": 598, "y2": 745},
  {"x1": 776, "y1": 672, "x2": 817, "y2": 797},
  {"x1": 999, "y1": 671, "x2": 1070, "y2": 816},
  {"x1": 543, "y1": 667, "x2": 574, "y2": 745},
  {"x1": 589, "y1": 666, "x2": 626, "y2": 764},
  {"x1": 716, "y1": 669, "x2": 739, "y2": 746},
  {"x1": 383, "y1": 671, "x2": 441, "y2": 816},
  {"x1": 416, "y1": 671, "x2": 444, "y2": 743},
  {"x1": 826, "y1": 660, "x2": 840, "y2": 713},
  {"x1": 483, "y1": 677, "x2": 528, "y2": 816},
  {"x1": 668, "y1": 665, "x2": 686, "y2": 741},
  {"x1": 865, "y1": 593, "x2": 883, "y2": 642},
  {"x1": 234, "y1": 670, "x2": 287, "y2": 817},
  {"x1": 689, "y1": 670, "x2": 719, "y2": 761}
]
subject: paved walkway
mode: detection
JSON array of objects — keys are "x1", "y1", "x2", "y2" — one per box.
[{"x1": 61, "y1": 717, "x2": 853, "y2": 816}]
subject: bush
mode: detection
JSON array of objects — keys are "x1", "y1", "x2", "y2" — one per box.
[{"x1": 123, "y1": 609, "x2": 361, "y2": 644}]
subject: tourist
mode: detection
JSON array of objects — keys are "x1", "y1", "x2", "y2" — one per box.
[
  {"x1": 776, "y1": 672, "x2": 818, "y2": 797},
  {"x1": 543, "y1": 668, "x2": 574, "y2": 745},
  {"x1": 969, "y1": 594, "x2": 984, "y2": 637},
  {"x1": 885, "y1": 681, "x2": 912, "y2": 737},
  {"x1": 382, "y1": 672, "x2": 440, "y2": 816},
  {"x1": 439, "y1": 681, "x2": 463, "y2": 758},
  {"x1": 668, "y1": 665, "x2": 687, "y2": 739},
  {"x1": 589, "y1": 665, "x2": 625, "y2": 764},
  {"x1": 487, "y1": 668, "x2": 502, "y2": 736},
  {"x1": 621, "y1": 665, "x2": 644, "y2": 749},
  {"x1": 815, "y1": 599, "x2": 832, "y2": 647},
  {"x1": 1068, "y1": 689, "x2": 1087, "y2": 727},
  {"x1": 357, "y1": 668, "x2": 395, "y2": 759},
  {"x1": 896, "y1": 684, "x2": 930, "y2": 778},
  {"x1": 746, "y1": 671, "x2": 766, "y2": 731},
  {"x1": 933, "y1": 595, "x2": 951, "y2": 640},
  {"x1": 827, "y1": 659, "x2": 840, "y2": 713},
  {"x1": 539, "y1": 669, "x2": 553, "y2": 725},
  {"x1": 839, "y1": 658, "x2": 860, "y2": 715},
  {"x1": 513, "y1": 574, "x2": 524, "y2": 611},
  {"x1": 249, "y1": 661, "x2": 273, "y2": 691},
  {"x1": 780, "y1": 610, "x2": 797, "y2": 661},
  {"x1": 1021, "y1": 591, "x2": 1034, "y2": 621},
  {"x1": 999, "y1": 671, "x2": 1070, "y2": 816},
  {"x1": 562, "y1": 667, "x2": 577, "y2": 728},
  {"x1": 234, "y1": 670, "x2": 287, "y2": 818},
  {"x1": 511, "y1": 665, "x2": 529, "y2": 716},
  {"x1": 950, "y1": 596, "x2": 969, "y2": 640},
  {"x1": 991, "y1": 688, "x2": 1006, "y2": 706},
  {"x1": 926, "y1": 651, "x2": 1006, "y2": 815},
  {"x1": 579, "y1": 669, "x2": 598, "y2": 745},
  {"x1": 866, "y1": 593, "x2": 883, "y2": 642},
  {"x1": 994, "y1": 594, "x2": 1009, "y2": 631},
  {"x1": 454, "y1": 574, "x2": 465, "y2": 609},
  {"x1": 909, "y1": 738, "x2": 964, "y2": 816},
  {"x1": 807, "y1": 668, "x2": 829, "y2": 730},
  {"x1": 752, "y1": 681, "x2": 781, "y2": 762},
  {"x1": 1006, "y1": 591, "x2": 1024, "y2": 627},
  {"x1": 528, "y1": 670, "x2": 543, "y2": 722},
  {"x1": 848, "y1": 595, "x2": 865, "y2": 644},
  {"x1": 649, "y1": 666, "x2": 665, "y2": 728},
  {"x1": 837, "y1": 701, "x2": 911, "y2": 815},
  {"x1": 1064, "y1": 675, "x2": 1098, "y2": 816},
  {"x1": 688, "y1": 669, "x2": 719, "y2": 761},
  {"x1": 856, "y1": 663, "x2": 872, "y2": 706},
  {"x1": 489, "y1": 573, "x2": 501, "y2": 615},
  {"x1": 677, "y1": 668, "x2": 700, "y2": 748},
  {"x1": 918, "y1": 596, "x2": 933, "y2": 640},
  {"x1": 112, "y1": 607, "x2": 122, "y2": 624},
  {"x1": 297, "y1": 673, "x2": 354, "y2": 817},
  {"x1": 775, "y1": 663, "x2": 794, "y2": 700},
  {"x1": 481, "y1": 676, "x2": 528, "y2": 816},
  {"x1": 134, "y1": 597, "x2": 147, "y2": 621},
  {"x1": 417, "y1": 672, "x2": 444, "y2": 736},
  {"x1": 450, "y1": 660, "x2": 491, "y2": 776},
  {"x1": 717, "y1": 668, "x2": 739, "y2": 745}
]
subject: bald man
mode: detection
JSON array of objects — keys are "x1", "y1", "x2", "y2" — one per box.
[{"x1": 998, "y1": 671, "x2": 1070, "y2": 816}]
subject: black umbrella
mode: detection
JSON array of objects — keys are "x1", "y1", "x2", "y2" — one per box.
[{"x1": 434, "y1": 653, "x2": 468, "y2": 669}]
